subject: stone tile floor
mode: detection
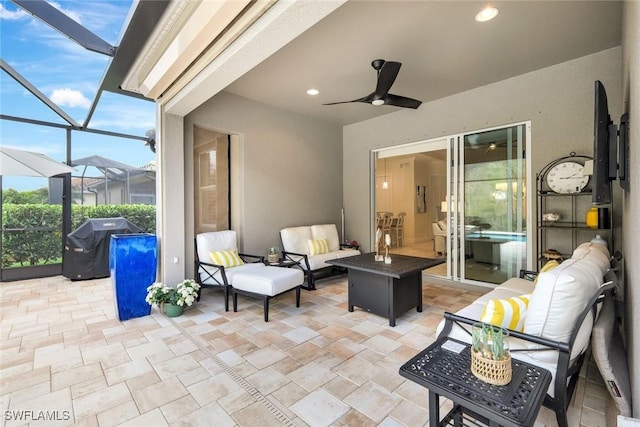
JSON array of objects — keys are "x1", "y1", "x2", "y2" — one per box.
[{"x1": 0, "y1": 274, "x2": 616, "y2": 426}]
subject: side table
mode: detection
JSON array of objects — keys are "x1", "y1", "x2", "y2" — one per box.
[
  {"x1": 264, "y1": 259, "x2": 301, "y2": 268},
  {"x1": 399, "y1": 337, "x2": 551, "y2": 427}
]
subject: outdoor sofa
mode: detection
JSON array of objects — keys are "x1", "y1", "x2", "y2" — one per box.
[
  {"x1": 280, "y1": 224, "x2": 360, "y2": 290},
  {"x1": 436, "y1": 241, "x2": 617, "y2": 427}
]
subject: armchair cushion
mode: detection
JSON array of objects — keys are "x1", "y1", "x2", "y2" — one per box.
[
  {"x1": 196, "y1": 230, "x2": 238, "y2": 262},
  {"x1": 480, "y1": 294, "x2": 530, "y2": 331},
  {"x1": 210, "y1": 250, "x2": 244, "y2": 268}
]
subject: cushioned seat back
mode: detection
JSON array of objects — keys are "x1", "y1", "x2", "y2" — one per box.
[
  {"x1": 280, "y1": 226, "x2": 313, "y2": 255},
  {"x1": 310, "y1": 224, "x2": 340, "y2": 252},
  {"x1": 196, "y1": 231, "x2": 238, "y2": 262},
  {"x1": 523, "y1": 242, "x2": 611, "y2": 363}
]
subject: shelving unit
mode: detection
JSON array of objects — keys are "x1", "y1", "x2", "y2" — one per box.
[{"x1": 536, "y1": 154, "x2": 611, "y2": 269}]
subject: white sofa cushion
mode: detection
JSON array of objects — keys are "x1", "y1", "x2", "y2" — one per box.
[
  {"x1": 310, "y1": 224, "x2": 341, "y2": 252},
  {"x1": 305, "y1": 248, "x2": 360, "y2": 270},
  {"x1": 571, "y1": 242, "x2": 611, "y2": 274},
  {"x1": 523, "y1": 242, "x2": 610, "y2": 363},
  {"x1": 280, "y1": 226, "x2": 313, "y2": 255}
]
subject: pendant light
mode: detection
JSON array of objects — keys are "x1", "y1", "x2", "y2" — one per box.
[{"x1": 382, "y1": 159, "x2": 389, "y2": 189}]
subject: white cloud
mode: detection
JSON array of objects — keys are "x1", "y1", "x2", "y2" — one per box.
[
  {"x1": 50, "y1": 88, "x2": 91, "y2": 108},
  {"x1": 0, "y1": 3, "x2": 28, "y2": 20}
]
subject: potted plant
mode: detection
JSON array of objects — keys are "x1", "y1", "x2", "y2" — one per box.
[
  {"x1": 471, "y1": 323, "x2": 512, "y2": 385},
  {"x1": 267, "y1": 246, "x2": 280, "y2": 264},
  {"x1": 145, "y1": 279, "x2": 201, "y2": 317}
]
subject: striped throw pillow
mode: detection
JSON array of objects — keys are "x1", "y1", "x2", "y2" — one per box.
[
  {"x1": 534, "y1": 260, "x2": 560, "y2": 284},
  {"x1": 480, "y1": 294, "x2": 531, "y2": 331},
  {"x1": 308, "y1": 238, "x2": 329, "y2": 255},
  {"x1": 210, "y1": 250, "x2": 244, "y2": 268}
]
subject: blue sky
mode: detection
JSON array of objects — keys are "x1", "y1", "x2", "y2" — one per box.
[{"x1": 1, "y1": 0, "x2": 156, "y2": 191}]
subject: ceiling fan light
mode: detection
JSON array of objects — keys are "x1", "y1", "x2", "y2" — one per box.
[
  {"x1": 372, "y1": 99, "x2": 385, "y2": 106},
  {"x1": 306, "y1": 88, "x2": 319, "y2": 96},
  {"x1": 475, "y1": 6, "x2": 499, "y2": 22}
]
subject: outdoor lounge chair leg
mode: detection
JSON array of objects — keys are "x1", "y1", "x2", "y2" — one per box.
[
  {"x1": 264, "y1": 297, "x2": 270, "y2": 322},
  {"x1": 224, "y1": 286, "x2": 230, "y2": 312},
  {"x1": 555, "y1": 408, "x2": 568, "y2": 427},
  {"x1": 232, "y1": 291, "x2": 238, "y2": 312},
  {"x1": 296, "y1": 287, "x2": 300, "y2": 307}
]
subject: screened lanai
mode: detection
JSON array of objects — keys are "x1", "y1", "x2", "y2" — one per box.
[{"x1": 0, "y1": 0, "x2": 166, "y2": 281}]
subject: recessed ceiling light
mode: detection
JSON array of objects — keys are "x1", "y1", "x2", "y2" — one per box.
[
  {"x1": 306, "y1": 89, "x2": 319, "y2": 96},
  {"x1": 475, "y1": 6, "x2": 499, "y2": 22}
]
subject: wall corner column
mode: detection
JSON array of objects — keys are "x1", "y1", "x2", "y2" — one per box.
[{"x1": 157, "y1": 107, "x2": 186, "y2": 284}]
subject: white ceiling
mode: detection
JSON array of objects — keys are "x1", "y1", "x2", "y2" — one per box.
[{"x1": 224, "y1": 1, "x2": 622, "y2": 127}]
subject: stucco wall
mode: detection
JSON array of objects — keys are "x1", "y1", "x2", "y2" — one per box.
[
  {"x1": 183, "y1": 91, "x2": 343, "y2": 259},
  {"x1": 343, "y1": 48, "x2": 622, "y2": 255},
  {"x1": 622, "y1": 0, "x2": 639, "y2": 417}
]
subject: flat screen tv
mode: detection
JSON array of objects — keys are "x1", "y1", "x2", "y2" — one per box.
[
  {"x1": 619, "y1": 112, "x2": 629, "y2": 191},
  {"x1": 592, "y1": 80, "x2": 614, "y2": 205}
]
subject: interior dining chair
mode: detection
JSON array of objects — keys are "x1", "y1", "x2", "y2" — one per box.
[
  {"x1": 381, "y1": 214, "x2": 393, "y2": 239},
  {"x1": 391, "y1": 212, "x2": 406, "y2": 246},
  {"x1": 432, "y1": 222, "x2": 447, "y2": 256}
]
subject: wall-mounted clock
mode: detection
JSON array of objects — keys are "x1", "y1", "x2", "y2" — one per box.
[{"x1": 545, "y1": 161, "x2": 589, "y2": 194}]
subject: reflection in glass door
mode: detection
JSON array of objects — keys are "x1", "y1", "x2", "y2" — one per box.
[{"x1": 447, "y1": 123, "x2": 530, "y2": 285}]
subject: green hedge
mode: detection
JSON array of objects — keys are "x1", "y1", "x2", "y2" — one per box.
[{"x1": 1, "y1": 204, "x2": 156, "y2": 268}]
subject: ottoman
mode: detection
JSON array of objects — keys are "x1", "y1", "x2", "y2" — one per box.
[{"x1": 232, "y1": 267, "x2": 304, "y2": 321}]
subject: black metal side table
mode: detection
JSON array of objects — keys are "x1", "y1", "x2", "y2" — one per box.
[
  {"x1": 264, "y1": 259, "x2": 298, "y2": 268},
  {"x1": 399, "y1": 337, "x2": 552, "y2": 427}
]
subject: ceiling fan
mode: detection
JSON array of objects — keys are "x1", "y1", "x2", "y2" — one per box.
[{"x1": 324, "y1": 59, "x2": 422, "y2": 109}]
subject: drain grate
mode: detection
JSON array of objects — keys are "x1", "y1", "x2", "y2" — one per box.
[{"x1": 170, "y1": 318, "x2": 297, "y2": 426}]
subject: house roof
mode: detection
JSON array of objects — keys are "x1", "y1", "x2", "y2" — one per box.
[{"x1": 71, "y1": 155, "x2": 138, "y2": 171}]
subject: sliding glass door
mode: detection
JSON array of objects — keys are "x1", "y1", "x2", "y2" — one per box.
[
  {"x1": 374, "y1": 122, "x2": 531, "y2": 287},
  {"x1": 447, "y1": 123, "x2": 530, "y2": 285}
]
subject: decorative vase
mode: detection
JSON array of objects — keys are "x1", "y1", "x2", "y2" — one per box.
[
  {"x1": 164, "y1": 303, "x2": 184, "y2": 317},
  {"x1": 109, "y1": 234, "x2": 157, "y2": 321}
]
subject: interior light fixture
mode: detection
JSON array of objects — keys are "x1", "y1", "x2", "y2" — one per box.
[
  {"x1": 475, "y1": 6, "x2": 499, "y2": 22},
  {"x1": 382, "y1": 158, "x2": 389, "y2": 189},
  {"x1": 372, "y1": 99, "x2": 385, "y2": 106},
  {"x1": 306, "y1": 89, "x2": 319, "y2": 96}
]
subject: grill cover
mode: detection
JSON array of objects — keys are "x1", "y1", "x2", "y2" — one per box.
[{"x1": 63, "y1": 217, "x2": 142, "y2": 280}]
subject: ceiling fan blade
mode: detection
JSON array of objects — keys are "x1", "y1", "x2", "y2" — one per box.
[
  {"x1": 323, "y1": 93, "x2": 374, "y2": 106},
  {"x1": 374, "y1": 61, "x2": 401, "y2": 98},
  {"x1": 384, "y1": 93, "x2": 422, "y2": 109}
]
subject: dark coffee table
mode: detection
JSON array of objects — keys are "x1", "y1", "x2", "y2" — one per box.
[
  {"x1": 399, "y1": 336, "x2": 552, "y2": 427},
  {"x1": 326, "y1": 252, "x2": 444, "y2": 326}
]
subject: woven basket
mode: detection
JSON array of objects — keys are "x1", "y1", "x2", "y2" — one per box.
[{"x1": 471, "y1": 350, "x2": 512, "y2": 385}]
